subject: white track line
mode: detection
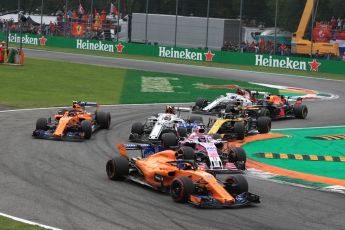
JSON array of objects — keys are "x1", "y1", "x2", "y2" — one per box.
[
  {"x1": 0, "y1": 212, "x2": 62, "y2": 230},
  {"x1": 0, "y1": 102, "x2": 192, "y2": 113}
]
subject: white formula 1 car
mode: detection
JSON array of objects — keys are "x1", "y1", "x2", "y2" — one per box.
[
  {"x1": 192, "y1": 93, "x2": 253, "y2": 115},
  {"x1": 129, "y1": 106, "x2": 204, "y2": 143}
]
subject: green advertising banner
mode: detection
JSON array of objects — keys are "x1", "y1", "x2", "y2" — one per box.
[{"x1": 1, "y1": 32, "x2": 345, "y2": 75}]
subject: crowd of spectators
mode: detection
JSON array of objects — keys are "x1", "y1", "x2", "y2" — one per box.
[
  {"x1": 0, "y1": 9, "x2": 120, "y2": 40},
  {"x1": 222, "y1": 39, "x2": 290, "y2": 56}
]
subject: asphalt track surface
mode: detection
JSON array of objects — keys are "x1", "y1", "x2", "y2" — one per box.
[{"x1": 0, "y1": 49, "x2": 344, "y2": 230}]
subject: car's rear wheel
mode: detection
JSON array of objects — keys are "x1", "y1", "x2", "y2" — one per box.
[
  {"x1": 161, "y1": 133, "x2": 178, "y2": 148},
  {"x1": 57, "y1": 109, "x2": 68, "y2": 115},
  {"x1": 96, "y1": 111, "x2": 111, "y2": 129},
  {"x1": 176, "y1": 146, "x2": 195, "y2": 160},
  {"x1": 229, "y1": 147, "x2": 247, "y2": 162},
  {"x1": 81, "y1": 120, "x2": 92, "y2": 139},
  {"x1": 224, "y1": 174, "x2": 248, "y2": 197},
  {"x1": 258, "y1": 108, "x2": 270, "y2": 118},
  {"x1": 177, "y1": 127, "x2": 188, "y2": 138},
  {"x1": 36, "y1": 118, "x2": 48, "y2": 130},
  {"x1": 170, "y1": 176, "x2": 195, "y2": 203},
  {"x1": 294, "y1": 104, "x2": 308, "y2": 119},
  {"x1": 106, "y1": 156, "x2": 129, "y2": 180},
  {"x1": 131, "y1": 122, "x2": 144, "y2": 135},
  {"x1": 257, "y1": 116, "x2": 271, "y2": 133},
  {"x1": 234, "y1": 122, "x2": 245, "y2": 140},
  {"x1": 228, "y1": 147, "x2": 247, "y2": 170}
]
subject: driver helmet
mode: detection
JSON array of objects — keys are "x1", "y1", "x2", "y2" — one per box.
[
  {"x1": 226, "y1": 101, "x2": 238, "y2": 113},
  {"x1": 236, "y1": 88, "x2": 245, "y2": 96},
  {"x1": 198, "y1": 136, "x2": 207, "y2": 142},
  {"x1": 165, "y1": 105, "x2": 175, "y2": 114},
  {"x1": 72, "y1": 101, "x2": 83, "y2": 112},
  {"x1": 192, "y1": 124, "x2": 205, "y2": 134}
]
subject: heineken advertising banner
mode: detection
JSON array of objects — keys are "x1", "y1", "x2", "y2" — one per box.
[{"x1": 1, "y1": 32, "x2": 344, "y2": 74}]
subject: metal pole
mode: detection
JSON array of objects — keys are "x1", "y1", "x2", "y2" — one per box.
[
  {"x1": 274, "y1": 0, "x2": 278, "y2": 54},
  {"x1": 311, "y1": 0, "x2": 319, "y2": 56},
  {"x1": 238, "y1": 0, "x2": 243, "y2": 51},
  {"x1": 174, "y1": 0, "x2": 179, "y2": 47},
  {"x1": 40, "y1": 0, "x2": 44, "y2": 35},
  {"x1": 18, "y1": 0, "x2": 20, "y2": 10},
  {"x1": 145, "y1": 0, "x2": 149, "y2": 44},
  {"x1": 90, "y1": 0, "x2": 93, "y2": 38},
  {"x1": 5, "y1": 21, "x2": 9, "y2": 49},
  {"x1": 20, "y1": 20, "x2": 22, "y2": 50},
  {"x1": 64, "y1": 0, "x2": 68, "y2": 36},
  {"x1": 117, "y1": 0, "x2": 120, "y2": 42},
  {"x1": 205, "y1": 0, "x2": 210, "y2": 49}
]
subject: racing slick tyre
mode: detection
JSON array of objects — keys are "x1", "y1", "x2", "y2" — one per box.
[
  {"x1": 106, "y1": 156, "x2": 129, "y2": 180},
  {"x1": 96, "y1": 111, "x2": 111, "y2": 129},
  {"x1": 257, "y1": 116, "x2": 271, "y2": 133},
  {"x1": 176, "y1": 146, "x2": 195, "y2": 160},
  {"x1": 161, "y1": 133, "x2": 178, "y2": 148},
  {"x1": 228, "y1": 147, "x2": 247, "y2": 170},
  {"x1": 177, "y1": 127, "x2": 188, "y2": 138},
  {"x1": 225, "y1": 103, "x2": 237, "y2": 113},
  {"x1": 189, "y1": 115, "x2": 203, "y2": 124},
  {"x1": 258, "y1": 108, "x2": 270, "y2": 118},
  {"x1": 131, "y1": 122, "x2": 144, "y2": 135},
  {"x1": 224, "y1": 174, "x2": 248, "y2": 197},
  {"x1": 81, "y1": 120, "x2": 92, "y2": 139},
  {"x1": 229, "y1": 147, "x2": 247, "y2": 162},
  {"x1": 57, "y1": 109, "x2": 68, "y2": 115},
  {"x1": 36, "y1": 118, "x2": 48, "y2": 130},
  {"x1": 234, "y1": 122, "x2": 245, "y2": 140},
  {"x1": 170, "y1": 176, "x2": 195, "y2": 203},
  {"x1": 195, "y1": 98, "x2": 207, "y2": 109},
  {"x1": 293, "y1": 104, "x2": 308, "y2": 119}
]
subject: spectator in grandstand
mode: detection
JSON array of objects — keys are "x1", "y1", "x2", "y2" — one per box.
[
  {"x1": 331, "y1": 16, "x2": 337, "y2": 29},
  {"x1": 49, "y1": 21, "x2": 55, "y2": 36},
  {"x1": 259, "y1": 38, "x2": 265, "y2": 53},
  {"x1": 0, "y1": 41, "x2": 6, "y2": 63},
  {"x1": 279, "y1": 43, "x2": 287, "y2": 56},
  {"x1": 337, "y1": 18, "x2": 342, "y2": 30},
  {"x1": 254, "y1": 43, "x2": 259, "y2": 54}
]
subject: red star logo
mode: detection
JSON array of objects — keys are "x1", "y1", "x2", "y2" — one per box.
[
  {"x1": 308, "y1": 59, "x2": 321, "y2": 72},
  {"x1": 39, "y1": 36, "x2": 47, "y2": 46},
  {"x1": 115, "y1": 43, "x2": 124, "y2": 53},
  {"x1": 204, "y1": 50, "x2": 215, "y2": 62}
]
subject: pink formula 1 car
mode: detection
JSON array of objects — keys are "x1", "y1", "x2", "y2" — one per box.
[{"x1": 160, "y1": 125, "x2": 247, "y2": 174}]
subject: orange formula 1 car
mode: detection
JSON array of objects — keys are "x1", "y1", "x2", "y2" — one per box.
[
  {"x1": 106, "y1": 146, "x2": 260, "y2": 208},
  {"x1": 33, "y1": 101, "x2": 111, "y2": 140}
]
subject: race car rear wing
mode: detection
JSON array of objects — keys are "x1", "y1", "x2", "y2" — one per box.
[
  {"x1": 117, "y1": 143, "x2": 168, "y2": 158},
  {"x1": 73, "y1": 101, "x2": 98, "y2": 107}
]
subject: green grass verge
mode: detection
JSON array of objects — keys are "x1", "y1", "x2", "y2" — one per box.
[
  {"x1": 0, "y1": 58, "x2": 125, "y2": 108},
  {"x1": 0, "y1": 216, "x2": 45, "y2": 230},
  {"x1": 0, "y1": 58, "x2": 278, "y2": 108},
  {"x1": 119, "y1": 69, "x2": 278, "y2": 104},
  {"x1": 17, "y1": 43, "x2": 345, "y2": 81}
]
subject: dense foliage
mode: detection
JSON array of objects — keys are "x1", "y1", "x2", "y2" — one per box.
[{"x1": 1, "y1": 0, "x2": 345, "y2": 32}]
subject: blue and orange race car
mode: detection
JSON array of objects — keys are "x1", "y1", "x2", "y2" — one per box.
[
  {"x1": 33, "y1": 101, "x2": 111, "y2": 141},
  {"x1": 256, "y1": 96, "x2": 308, "y2": 120},
  {"x1": 106, "y1": 146, "x2": 260, "y2": 208}
]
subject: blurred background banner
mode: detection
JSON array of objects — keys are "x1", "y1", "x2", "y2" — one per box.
[{"x1": 0, "y1": 0, "x2": 344, "y2": 58}]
